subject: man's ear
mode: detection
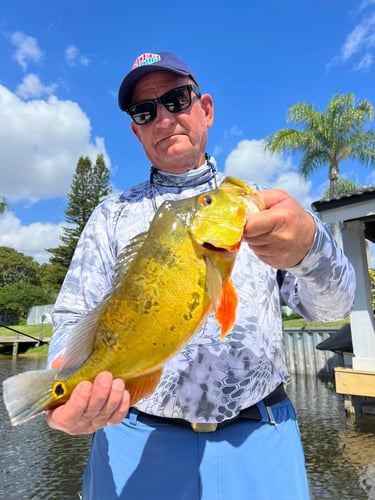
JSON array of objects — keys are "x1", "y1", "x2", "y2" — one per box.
[
  {"x1": 131, "y1": 122, "x2": 141, "y2": 142},
  {"x1": 200, "y1": 93, "x2": 214, "y2": 129}
]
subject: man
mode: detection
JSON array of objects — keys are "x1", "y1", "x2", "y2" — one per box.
[{"x1": 46, "y1": 51, "x2": 355, "y2": 499}]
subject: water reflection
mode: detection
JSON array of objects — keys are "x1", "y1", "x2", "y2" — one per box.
[
  {"x1": 288, "y1": 374, "x2": 375, "y2": 499},
  {"x1": 1, "y1": 359, "x2": 375, "y2": 499},
  {"x1": 0, "y1": 358, "x2": 91, "y2": 500}
]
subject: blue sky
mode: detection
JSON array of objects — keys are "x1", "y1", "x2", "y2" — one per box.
[{"x1": 1, "y1": 0, "x2": 375, "y2": 263}]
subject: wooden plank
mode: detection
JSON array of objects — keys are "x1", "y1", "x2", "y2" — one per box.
[
  {"x1": 335, "y1": 367, "x2": 375, "y2": 397},
  {"x1": 0, "y1": 336, "x2": 38, "y2": 344}
]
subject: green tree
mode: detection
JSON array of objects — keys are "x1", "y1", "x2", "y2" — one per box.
[
  {"x1": 265, "y1": 93, "x2": 375, "y2": 242},
  {"x1": 322, "y1": 178, "x2": 361, "y2": 200},
  {"x1": 0, "y1": 247, "x2": 54, "y2": 322},
  {"x1": 38, "y1": 262, "x2": 67, "y2": 299},
  {"x1": 47, "y1": 154, "x2": 111, "y2": 281},
  {"x1": 0, "y1": 282, "x2": 52, "y2": 319},
  {"x1": 0, "y1": 246, "x2": 40, "y2": 287},
  {"x1": 0, "y1": 196, "x2": 6, "y2": 214}
]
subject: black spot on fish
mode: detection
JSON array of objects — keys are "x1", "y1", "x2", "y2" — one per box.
[
  {"x1": 54, "y1": 383, "x2": 65, "y2": 396},
  {"x1": 183, "y1": 292, "x2": 201, "y2": 321}
]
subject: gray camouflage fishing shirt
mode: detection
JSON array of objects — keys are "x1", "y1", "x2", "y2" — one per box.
[{"x1": 48, "y1": 157, "x2": 355, "y2": 424}]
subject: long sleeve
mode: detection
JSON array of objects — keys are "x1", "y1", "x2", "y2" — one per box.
[{"x1": 280, "y1": 216, "x2": 356, "y2": 322}]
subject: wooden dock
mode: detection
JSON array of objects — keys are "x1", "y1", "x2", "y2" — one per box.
[{"x1": 0, "y1": 336, "x2": 48, "y2": 356}]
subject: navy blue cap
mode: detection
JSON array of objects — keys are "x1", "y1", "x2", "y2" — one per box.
[{"x1": 118, "y1": 51, "x2": 199, "y2": 111}]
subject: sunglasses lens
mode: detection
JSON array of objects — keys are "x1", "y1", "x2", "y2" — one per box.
[
  {"x1": 129, "y1": 102, "x2": 156, "y2": 125},
  {"x1": 162, "y1": 87, "x2": 191, "y2": 113},
  {"x1": 128, "y1": 85, "x2": 200, "y2": 125}
]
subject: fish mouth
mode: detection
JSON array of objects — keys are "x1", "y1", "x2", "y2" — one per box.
[{"x1": 203, "y1": 242, "x2": 240, "y2": 253}]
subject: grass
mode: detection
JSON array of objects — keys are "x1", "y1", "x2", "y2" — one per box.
[
  {"x1": 283, "y1": 317, "x2": 349, "y2": 329},
  {"x1": 0, "y1": 323, "x2": 52, "y2": 358},
  {"x1": 0, "y1": 323, "x2": 52, "y2": 338}
]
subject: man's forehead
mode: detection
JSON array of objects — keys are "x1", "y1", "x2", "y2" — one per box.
[{"x1": 132, "y1": 72, "x2": 190, "y2": 100}]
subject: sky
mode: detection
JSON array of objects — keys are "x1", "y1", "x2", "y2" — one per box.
[{"x1": 1, "y1": 0, "x2": 375, "y2": 265}]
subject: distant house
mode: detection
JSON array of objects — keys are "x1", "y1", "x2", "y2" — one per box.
[
  {"x1": 312, "y1": 185, "x2": 375, "y2": 413},
  {"x1": 27, "y1": 304, "x2": 54, "y2": 325}
]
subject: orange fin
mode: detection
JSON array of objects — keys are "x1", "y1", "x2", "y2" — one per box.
[
  {"x1": 126, "y1": 369, "x2": 163, "y2": 406},
  {"x1": 216, "y1": 279, "x2": 238, "y2": 339}
]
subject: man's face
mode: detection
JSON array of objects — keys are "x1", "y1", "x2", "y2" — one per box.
[{"x1": 130, "y1": 71, "x2": 214, "y2": 173}]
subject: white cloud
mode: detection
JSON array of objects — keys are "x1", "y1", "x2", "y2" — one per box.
[
  {"x1": 213, "y1": 125, "x2": 244, "y2": 157},
  {"x1": 223, "y1": 139, "x2": 313, "y2": 208},
  {"x1": 65, "y1": 44, "x2": 90, "y2": 67},
  {"x1": 329, "y1": 11, "x2": 375, "y2": 70},
  {"x1": 224, "y1": 125, "x2": 243, "y2": 139},
  {"x1": 16, "y1": 73, "x2": 57, "y2": 99},
  {"x1": 0, "y1": 211, "x2": 63, "y2": 263},
  {"x1": 354, "y1": 52, "x2": 374, "y2": 70},
  {"x1": 365, "y1": 169, "x2": 375, "y2": 186},
  {"x1": 9, "y1": 32, "x2": 43, "y2": 70},
  {"x1": 0, "y1": 84, "x2": 110, "y2": 202},
  {"x1": 342, "y1": 14, "x2": 375, "y2": 61}
]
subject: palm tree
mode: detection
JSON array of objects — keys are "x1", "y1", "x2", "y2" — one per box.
[
  {"x1": 0, "y1": 196, "x2": 6, "y2": 214},
  {"x1": 322, "y1": 178, "x2": 360, "y2": 200},
  {"x1": 264, "y1": 93, "x2": 375, "y2": 242}
]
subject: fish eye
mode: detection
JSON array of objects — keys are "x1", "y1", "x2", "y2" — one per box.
[{"x1": 200, "y1": 195, "x2": 213, "y2": 206}]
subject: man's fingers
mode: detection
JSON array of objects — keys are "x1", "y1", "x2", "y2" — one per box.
[
  {"x1": 45, "y1": 372, "x2": 130, "y2": 435},
  {"x1": 105, "y1": 380, "x2": 131, "y2": 425}
]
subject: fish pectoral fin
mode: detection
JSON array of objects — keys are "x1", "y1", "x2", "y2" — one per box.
[
  {"x1": 126, "y1": 368, "x2": 163, "y2": 406},
  {"x1": 216, "y1": 279, "x2": 238, "y2": 339},
  {"x1": 205, "y1": 256, "x2": 238, "y2": 339},
  {"x1": 204, "y1": 255, "x2": 223, "y2": 310}
]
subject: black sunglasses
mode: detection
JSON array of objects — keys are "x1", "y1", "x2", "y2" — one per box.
[{"x1": 127, "y1": 84, "x2": 201, "y2": 125}]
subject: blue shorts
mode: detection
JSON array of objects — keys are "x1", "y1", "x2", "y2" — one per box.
[{"x1": 82, "y1": 397, "x2": 310, "y2": 499}]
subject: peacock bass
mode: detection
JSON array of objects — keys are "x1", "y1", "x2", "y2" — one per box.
[{"x1": 3, "y1": 177, "x2": 265, "y2": 426}]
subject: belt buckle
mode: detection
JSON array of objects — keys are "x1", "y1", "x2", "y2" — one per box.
[{"x1": 191, "y1": 422, "x2": 218, "y2": 433}]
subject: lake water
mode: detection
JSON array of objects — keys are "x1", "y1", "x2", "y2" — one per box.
[{"x1": 1, "y1": 358, "x2": 375, "y2": 499}]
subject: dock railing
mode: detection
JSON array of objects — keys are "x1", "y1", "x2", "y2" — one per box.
[{"x1": 283, "y1": 327, "x2": 346, "y2": 377}]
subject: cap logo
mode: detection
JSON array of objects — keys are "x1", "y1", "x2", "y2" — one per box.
[{"x1": 131, "y1": 53, "x2": 161, "y2": 70}]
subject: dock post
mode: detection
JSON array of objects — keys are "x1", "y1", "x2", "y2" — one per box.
[{"x1": 12, "y1": 340, "x2": 18, "y2": 357}]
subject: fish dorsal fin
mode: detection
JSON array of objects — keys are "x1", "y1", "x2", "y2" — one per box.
[
  {"x1": 55, "y1": 232, "x2": 149, "y2": 373},
  {"x1": 58, "y1": 303, "x2": 104, "y2": 372},
  {"x1": 112, "y1": 232, "x2": 148, "y2": 288},
  {"x1": 204, "y1": 255, "x2": 238, "y2": 339}
]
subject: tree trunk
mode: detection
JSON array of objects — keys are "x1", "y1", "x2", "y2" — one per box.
[{"x1": 328, "y1": 162, "x2": 341, "y2": 245}]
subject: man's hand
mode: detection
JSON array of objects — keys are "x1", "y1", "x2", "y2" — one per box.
[
  {"x1": 45, "y1": 371, "x2": 130, "y2": 435},
  {"x1": 243, "y1": 189, "x2": 316, "y2": 269}
]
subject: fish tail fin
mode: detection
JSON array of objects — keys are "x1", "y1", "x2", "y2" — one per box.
[
  {"x1": 127, "y1": 369, "x2": 163, "y2": 406},
  {"x1": 216, "y1": 279, "x2": 238, "y2": 339},
  {"x1": 3, "y1": 369, "x2": 58, "y2": 426}
]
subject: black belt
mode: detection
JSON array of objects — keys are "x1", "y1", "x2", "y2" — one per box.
[{"x1": 132, "y1": 384, "x2": 287, "y2": 433}]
